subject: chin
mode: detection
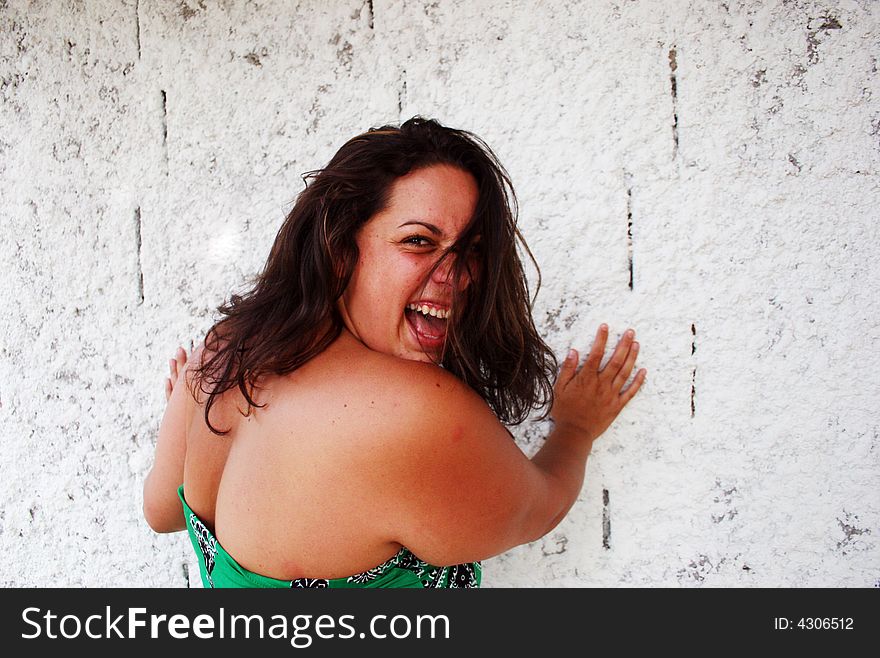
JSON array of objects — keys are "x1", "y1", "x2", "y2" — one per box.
[{"x1": 396, "y1": 347, "x2": 437, "y2": 364}]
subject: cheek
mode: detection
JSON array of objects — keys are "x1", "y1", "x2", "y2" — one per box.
[
  {"x1": 360, "y1": 256, "x2": 416, "y2": 315},
  {"x1": 353, "y1": 253, "x2": 385, "y2": 301},
  {"x1": 398, "y1": 255, "x2": 435, "y2": 289},
  {"x1": 357, "y1": 251, "x2": 436, "y2": 324}
]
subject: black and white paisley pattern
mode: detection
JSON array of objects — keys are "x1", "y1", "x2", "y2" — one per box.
[
  {"x1": 346, "y1": 566, "x2": 382, "y2": 584},
  {"x1": 393, "y1": 548, "x2": 437, "y2": 584},
  {"x1": 391, "y1": 547, "x2": 426, "y2": 572},
  {"x1": 189, "y1": 512, "x2": 217, "y2": 587},
  {"x1": 347, "y1": 546, "x2": 406, "y2": 584},
  {"x1": 290, "y1": 578, "x2": 330, "y2": 588},
  {"x1": 384, "y1": 548, "x2": 480, "y2": 588},
  {"x1": 447, "y1": 563, "x2": 478, "y2": 588},
  {"x1": 427, "y1": 566, "x2": 448, "y2": 588}
]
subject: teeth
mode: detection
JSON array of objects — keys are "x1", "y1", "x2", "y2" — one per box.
[{"x1": 407, "y1": 303, "x2": 449, "y2": 319}]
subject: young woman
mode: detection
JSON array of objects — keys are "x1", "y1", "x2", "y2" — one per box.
[{"x1": 144, "y1": 118, "x2": 646, "y2": 587}]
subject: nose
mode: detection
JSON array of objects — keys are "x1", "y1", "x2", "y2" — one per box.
[{"x1": 430, "y1": 252, "x2": 472, "y2": 290}]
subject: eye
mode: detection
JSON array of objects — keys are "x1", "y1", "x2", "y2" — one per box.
[{"x1": 402, "y1": 235, "x2": 434, "y2": 247}]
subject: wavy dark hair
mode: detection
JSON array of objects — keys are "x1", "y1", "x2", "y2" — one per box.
[{"x1": 189, "y1": 117, "x2": 557, "y2": 434}]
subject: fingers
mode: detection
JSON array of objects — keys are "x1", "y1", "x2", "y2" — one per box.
[
  {"x1": 600, "y1": 328, "x2": 634, "y2": 380},
  {"x1": 166, "y1": 345, "x2": 189, "y2": 394},
  {"x1": 555, "y1": 348, "x2": 579, "y2": 391},
  {"x1": 619, "y1": 368, "x2": 647, "y2": 406},
  {"x1": 172, "y1": 347, "x2": 188, "y2": 380},
  {"x1": 164, "y1": 343, "x2": 193, "y2": 402},
  {"x1": 569, "y1": 324, "x2": 645, "y2": 399},
  {"x1": 583, "y1": 324, "x2": 608, "y2": 371},
  {"x1": 612, "y1": 339, "x2": 639, "y2": 392}
]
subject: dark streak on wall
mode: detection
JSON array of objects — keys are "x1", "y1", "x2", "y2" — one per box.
[
  {"x1": 161, "y1": 89, "x2": 168, "y2": 170},
  {"x1": 182, "y1": 562, "x2": 190, "y2": 588},
  {"x1": 366, "y1": 0, "x2": 374, "y2": 30},
  {"x1": 691, "y1": 323, "x2": 696, "y2": 418},
  {"x1": 135, "y1": 207, "x2": 144, "y2": 305},
  {"x1": 135, "y1": 0, "x2": 141, "y2": 60},
  {"x1": 398, "y1": 69, "x2": 407, "y2": 115},
  {"x1": 602, "y1": 488, "x2": 610, "y2": 549},
  {"x1": 625, "y1": 171, "x2": 633, "y2": 291},
  {"x1": 668, "y1": 47, "x2": 679, "y2": 158}
]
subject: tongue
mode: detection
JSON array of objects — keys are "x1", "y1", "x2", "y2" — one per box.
[{"x1": 412, "y1": 311, "x2": 446, "y2": 338}]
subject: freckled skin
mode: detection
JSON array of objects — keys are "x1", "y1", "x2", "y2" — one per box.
[{"x1": 338, "y1": 165, "x2": 479, "y2": 362}]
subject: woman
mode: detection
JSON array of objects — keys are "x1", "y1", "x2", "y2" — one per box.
[{"x1": 144, "y1": 117, "x2": 646, "y2": 588}]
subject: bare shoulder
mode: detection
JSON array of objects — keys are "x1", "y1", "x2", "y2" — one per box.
[
  {"x1": 312, "y1": 331, "x2": 485, "y2": 418},
  {"x1": 347, "y1": 351, "x2": 549, "y2": 565},
  {"x1": 354, "y1": 349, "x2": 493, "y2": 430}
]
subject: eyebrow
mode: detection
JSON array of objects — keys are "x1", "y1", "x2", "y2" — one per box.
[{"x1": 398, "y1": 220, "x2": 443, "y2": 236}]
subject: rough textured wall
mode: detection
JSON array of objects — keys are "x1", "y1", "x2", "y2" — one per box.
[{"x1": 1, "y1": 0, "x2": 877, "y2": 587}]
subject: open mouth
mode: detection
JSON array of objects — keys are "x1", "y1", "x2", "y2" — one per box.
[{"x1": 404, "y1": 302, "x2": 449, "y2": 350}]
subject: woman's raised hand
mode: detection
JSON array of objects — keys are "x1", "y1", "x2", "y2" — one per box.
[
  {"x1": 551, "y1": 324, "x2": 647, "y2": 443},
  {"x1": 164, "y1": 346, "x2": 190, "y2": 402}
]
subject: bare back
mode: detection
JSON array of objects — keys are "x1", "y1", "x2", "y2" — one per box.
[{"x1": 182, "y1": 331, "x2": 411, "y2": 580}]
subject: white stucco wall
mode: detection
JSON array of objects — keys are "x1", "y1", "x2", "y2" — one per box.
[{"x1": 1, "y1": 0, "x2": 877, "y2": 587}]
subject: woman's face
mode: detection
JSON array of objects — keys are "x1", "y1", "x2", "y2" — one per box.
[{"x1": 339, "y1": 164, "x2": 480, "y2": 363}]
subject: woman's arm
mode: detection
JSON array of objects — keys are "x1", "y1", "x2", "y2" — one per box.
[
  {"x1": 378, "y1": 324, "x2": 646, "y2": 565},
  {"x1": 143, "y1": 347, "x2": 193, "y2": 533},
  {"x1": 529, "y1": 323, "x2": 644, "y2": 535}
]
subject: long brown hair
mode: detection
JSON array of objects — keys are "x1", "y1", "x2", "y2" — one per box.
[{"x1": 190, "y1": 117, "x2": 557, "y2": 434}]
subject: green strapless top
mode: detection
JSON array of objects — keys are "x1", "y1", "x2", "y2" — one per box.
[{"x1": 179, "y1": 486, "x2": 481, "y2": 588}]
